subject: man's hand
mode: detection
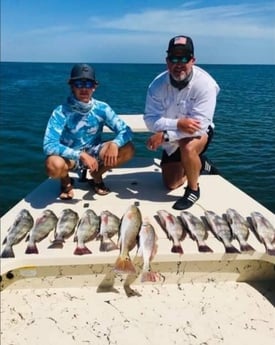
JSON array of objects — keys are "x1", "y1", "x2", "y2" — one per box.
[
  {"x1": 146, "y1": 132, "x2": 164, "y2": 151},
  {"x1": 177, "y1": 118, "x2": 201, "y2": 134}
]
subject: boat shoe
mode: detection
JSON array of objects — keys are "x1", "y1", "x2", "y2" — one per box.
[{"x1": 172, "y1": 186, "x2": 200, "y2": 210}]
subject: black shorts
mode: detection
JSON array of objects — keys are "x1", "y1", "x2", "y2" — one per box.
[{"x1": 161, "y1": 126, "x2": 214, "y2": 164}]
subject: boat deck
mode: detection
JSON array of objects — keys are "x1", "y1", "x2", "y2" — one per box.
[{"x1": 1, "y1": 115, "x2": 274, "y2": 345}]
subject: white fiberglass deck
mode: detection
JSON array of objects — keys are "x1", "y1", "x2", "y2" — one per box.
[{"x1": 1, "y1": 115, "x2": 274, "y2": 345}]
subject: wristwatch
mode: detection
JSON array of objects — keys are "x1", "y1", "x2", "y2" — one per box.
[{"x1": 163, "y1": 130, "x2": 169, "y2": 142}]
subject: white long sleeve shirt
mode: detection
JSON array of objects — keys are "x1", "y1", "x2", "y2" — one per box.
[{"x1": 143, "y1": 65, "x2": 220, "y2": 155}]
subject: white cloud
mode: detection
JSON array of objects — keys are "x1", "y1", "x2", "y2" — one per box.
[{"x1": 89, "y1": 3, "x2": 275, "y2": 39}]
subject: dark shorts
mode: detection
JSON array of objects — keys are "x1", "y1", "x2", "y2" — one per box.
[{"x1": 161, "y1": 126, "x2": 214, "y2": 164}]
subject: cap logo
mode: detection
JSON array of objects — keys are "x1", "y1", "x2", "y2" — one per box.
[{"x1": 174, "y1": 37, "x2": 187, "y2": 45}]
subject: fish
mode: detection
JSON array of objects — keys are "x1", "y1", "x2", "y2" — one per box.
[
  {"x1": 180, "y1": 211, "x2": 213, "y2": 253},
  {"x1": 114, "y1": 204, "x2": 142, "y2": 274},
  {"x1": 25, "y1": 209, "x2": 58, "y2": 254},
  {"x1": 250, "y1": 211, "x2": 275, "y2": 255},
  {"x1": 226, "y1": 208, "x2": 255, "y2": 252},
  {"x1": 98, "y1": 210, "x2": 120, "y2": 252},
  {"x1": 1, "y1": 209, "x2": 34, "y2": 258},
  {"x1": 137, "y1": 217, "x2": 159, "y2": 282},
  {"x1": 48, "y1": 208, "x2": 79, "y2": 249},
  {"x1": 73, "y1": 209, "x2": 99, "y2": 255},
  {"x1": 204, "y1": 210, "x2": 239, "y2": 253},
  {"x1": 157, "y1": 210, "x2": 185, "y2": 254}
]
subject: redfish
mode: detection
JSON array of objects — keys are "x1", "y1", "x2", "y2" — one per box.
[
  {"x1": 137, "y1": 217, "x2": 159, "y2": 282},
  {"x1": 114, "y1": 204, "x2": 142, "y2": 274}
]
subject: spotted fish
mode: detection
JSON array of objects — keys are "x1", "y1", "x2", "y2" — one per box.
[
  {"x1": 180, "y1": 211, "x2": 213, "y2": 253},
  {"x1": 204, "y1": 210, "x2": 239, "y2": 253}
]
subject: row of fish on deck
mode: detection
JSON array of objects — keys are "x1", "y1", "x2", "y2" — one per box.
[{"x1": 1, "y1": 205, "x2": 275, "y2": 282}]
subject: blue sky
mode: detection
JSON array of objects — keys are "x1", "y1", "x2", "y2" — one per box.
[{"x1": 1, "y1": 0, "x2": 275, "y2": 64}]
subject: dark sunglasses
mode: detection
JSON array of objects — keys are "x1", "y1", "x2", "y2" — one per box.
[
  {"x1": 72, "y1": 80, "x2": 95, "y2": 89},
  {"x1": 168, "y1": 56, "x2": 191, "y2": 64}
]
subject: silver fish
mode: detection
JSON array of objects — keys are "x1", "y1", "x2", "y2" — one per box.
[
  {"x1": 226, "y1": 208, "x2": 254, "y2": 252},
  {"x1": 73, "y1": 209, "x2": 99, "y2": 255},
  {"x1": 204, "y1": 210, "x2": 239, "y2": 253},
  {"x1": 99, "y1": 210, "x2": 120, "y2": 252},
  {"x1": 1, "y1": 209, "x2": 34, "y2": 258},
  {"x1": 25, "y1": 209, "x2": 58, "y2": 254},
  {"x1": 137, "y1": 217, "x2": 159, "y2": 282},
  {"x1": 48, "y1": 208, "x2": 79, "y2": 249},
  {"x1": 157, "y1": 210, "x2": 185, "y2": 254},
  {"x1": 114, "y1": 204, "x2": 142, "y2": 274},
  {"x1": 250, "y1": 211, "x2": 275, "y2": 255},
  {"x1": 180, "y1": 211, "x2": 213, "y2": 253}
]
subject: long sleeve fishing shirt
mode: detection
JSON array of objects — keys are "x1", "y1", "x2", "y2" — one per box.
[
  {"x1": 43, "y1": 97, "x2": 133, "y2": 161},
  {"x1": 143, "y1": 65, "x2": 220, "y2": 155}
]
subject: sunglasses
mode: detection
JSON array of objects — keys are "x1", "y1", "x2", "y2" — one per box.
[
  {"x1": 168, "y1": 56, "x2": 191, "y2": 64},
  {"x1": 72, "y1": 80, "x2": 95, "y2": 89}
]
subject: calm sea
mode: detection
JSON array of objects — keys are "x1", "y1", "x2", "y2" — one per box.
[{"x1": 0, "y1": 62, "x2": 274, "y2": 216}]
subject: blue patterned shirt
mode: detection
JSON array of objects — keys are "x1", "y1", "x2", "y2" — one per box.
[{"x1": 43, "y1": 96, "x2": 133, "y2": 161}]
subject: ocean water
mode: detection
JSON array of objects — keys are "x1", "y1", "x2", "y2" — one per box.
[{"x1": 0, "y1": 62, "x2": 274, "y2": 216}]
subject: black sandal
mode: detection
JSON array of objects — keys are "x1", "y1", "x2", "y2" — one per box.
[
  {"x1": 90, "y1": 180, "x2": 110, "y2": 196},
  {"x1": 60, "y1": 177, "x2": 74, "y2": 200}
]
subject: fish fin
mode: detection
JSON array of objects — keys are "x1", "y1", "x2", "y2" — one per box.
[
  {"x1": 114, "y1": 255, "x2": 136, "y2": 274},
  {"x1": 99, "y1": 239, "x2": 118, "y2": 252},
  {"x1": 140, "y1": 271, "x2": 159, "y2": 283},
  {"x1": 25, "y1": 243, "x2": 39, "y2": 254},
  {"x1": 266, "y1": 247, "x2": 275, "y2": 256},
  {"x1": 198, "y1": 244, "x2": 213, "y2": 253},
  {"x1": 171, "y1": 244, "x2": 183, "y2": 254},
  {"x1": 2, "y1": 237, "x2": 7, "y2": 245},
  {"x1": 73, "y1": 245, "x2": 92, "y2": 255},
  {"x1": 136, "y1": 246, "x2": 143, "y2": 257},
  {"x1": 225, "y1": 245, "x2": 240, "y2": 254},
  {"x1": 48, "y1": 240, "x2": 64, "y2": 249},
  {"x1": 240, "y1": 243, "x2": 255, "y2": 252},
  {"x1": 0, "y1": 246, "x2": 15, "y2": 258}
]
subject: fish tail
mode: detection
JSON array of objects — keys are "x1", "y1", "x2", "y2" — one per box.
[
  {"x1": 198, "y1": 243, "x2": 213, "y2": 253},
  {"x1": 171, "y1": 244, "x2": 183, "y2": 254},
  {"x1": 266, "y1": 247, "x2": 275, "y2": 256},
  {"x1": 99, "y1": 239, "x2": 118, "y2": 252},
  {"x1": 25, "y1": 243, "x2": 39, "y2": 254},
  {"x1": 48, "y1": 239, "x2": 64, "y2": 249},
  {"x1": 114, "y1": 255, "x2": 136, "y2": 274},
  {"x1": 225, "y1": 245, "x2": 240, "y2": 254},
  {"x1": 0, "y1": 245, "x2": 15, "y2": 258},
  {"x1": 140, "y1": 270, "x2": 159, "y2": 283},
  {"x1": 73, "y1": 245, "x2": 92, "y2": 255},
  {"x1": 240, "y1": 243, "x2": 255, "y2": 252}
]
